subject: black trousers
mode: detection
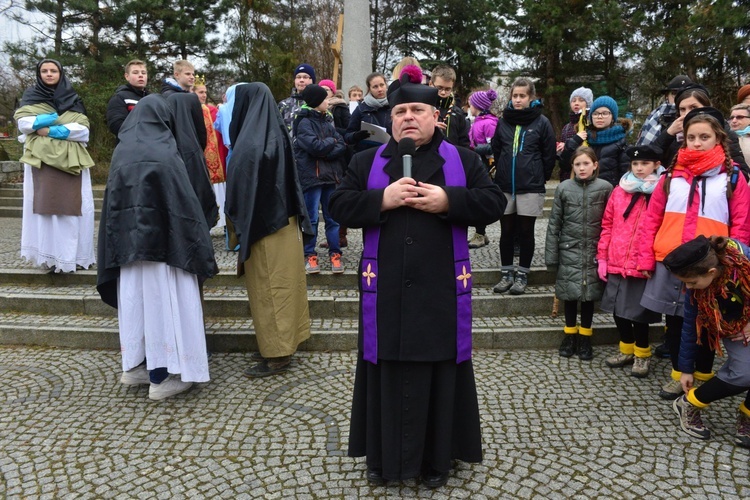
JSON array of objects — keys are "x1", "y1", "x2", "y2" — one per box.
[
  {"x1": 565, "y1": 300, "x2": 594, "y2": 329},
  {"x1": 499, "y1": 214, "x2": 536, "y2": 269},
  {"x1": 666, "y1": 314, "x2": 714, "y2": 373}
]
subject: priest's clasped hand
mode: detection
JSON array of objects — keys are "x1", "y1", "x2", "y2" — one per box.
[{"x1": 381, "y1": 177, "x2": 448, "y2": 213}]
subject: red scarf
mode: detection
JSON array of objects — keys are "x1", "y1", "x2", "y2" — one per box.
[{"x1": 675, "y1": 145, "x2": 726, "y2": 177}]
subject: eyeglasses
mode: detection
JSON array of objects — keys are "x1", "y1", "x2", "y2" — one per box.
[
  {"x1": 434, "y1": 85, "x2": 453, "y2": 94},
  {"x1": 729, "y1": 115, "x2": 750, "y2": 121},
  {"x1": 592, "y1": 111, "x2": 612, "y2": 118}
]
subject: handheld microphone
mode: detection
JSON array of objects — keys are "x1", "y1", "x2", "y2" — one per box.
[{"x1": 398, "y1": 137, "x2": 416, "y2": 178}]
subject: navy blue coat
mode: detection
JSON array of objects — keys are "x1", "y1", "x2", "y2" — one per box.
[
  {"x1": 678, "y1": 239, "x2": 750, "y2": 374},
  {"x1": 345, "y1": 101, "x2": 392, "y2": 153},
  {"x1": 293, "y1": 108, "x2": 347, "y2": 191}
]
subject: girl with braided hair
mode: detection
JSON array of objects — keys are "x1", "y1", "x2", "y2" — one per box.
[
  {"x1": 664, "y1": 235, "x2": 750, "y2": 447},
  {"x1": 636, "y1": 108, "x2": 750, "y2": 400}
]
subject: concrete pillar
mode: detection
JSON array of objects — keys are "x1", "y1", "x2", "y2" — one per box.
[{"x1": 342, "y1": 0, "x2": 373, "y2": 98}]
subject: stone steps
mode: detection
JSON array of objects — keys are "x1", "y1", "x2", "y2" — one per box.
[
  {"x1": 0, "y1": 267, "x2": 665, "y2": 352},
  {"x1": 0, "y1": 180, "x2": 642, "y2": 354},
  {"x1": 0, "y1": 185, "x2": 557, "y2": 219},
  {"x1": 0, "y1": 311, "x2": 663, "y2": 352},
  {"x1": 0, "y1": 185, "x2": 106, "y2": 197},
  {"x1": 0, "y1": 281, "x2": 566, "y2": 319},
  {"x1": 0, "y1": 196, "x2": 104, "y2": 209},
  {"x1": 0, "y1": 267, "x2": 556, "y2": 287}
]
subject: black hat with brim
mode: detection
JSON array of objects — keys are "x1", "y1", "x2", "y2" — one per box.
[
  {"x1": 663, "y1": 235, "x2": 711, "y2": 275},
  {"x1": 626, "y1": 145, "x2": 663, "y2": 162},
  {"x1": 387, "y1": 74, "x2": 438, "y2": 108},
  {"x1": 675, "y1": 83, "x2": 710, "y2": 105},
  {"x1": 683, "y1": 106, "x2": 725, "y2": 127},
  {"x1": 662, "y1": 75, "x2": 693, "y2": 92}
]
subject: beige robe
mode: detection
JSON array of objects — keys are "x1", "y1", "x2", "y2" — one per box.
[{"x1": 242, "y1": 216, "x2": 310, "y2": 356}]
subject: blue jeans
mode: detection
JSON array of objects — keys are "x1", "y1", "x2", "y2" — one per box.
[{"x1": 303, "y1": 184, "x2": 340, "y2": 256}]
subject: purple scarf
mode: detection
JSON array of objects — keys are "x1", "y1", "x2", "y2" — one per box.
[{"x1": 361, "y1": 141, "x2": 473, "y2": 364}]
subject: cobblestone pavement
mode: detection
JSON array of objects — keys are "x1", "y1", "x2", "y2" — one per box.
[{"x1": 1, "y1": 346, "x2": 749, "y2": 499}]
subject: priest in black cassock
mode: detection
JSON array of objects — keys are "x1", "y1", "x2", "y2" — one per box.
[{"x1": 329, "y1": 69, "x2": 506, "y2": 488}]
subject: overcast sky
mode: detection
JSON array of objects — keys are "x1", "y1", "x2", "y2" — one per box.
[{"x1": 1, "y1": 6, "x2": 44, "y2": 63}]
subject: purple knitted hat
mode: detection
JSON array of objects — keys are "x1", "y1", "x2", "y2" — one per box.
[{"x1": 469, "y1": 89, "x2": 498, "y2": 111}]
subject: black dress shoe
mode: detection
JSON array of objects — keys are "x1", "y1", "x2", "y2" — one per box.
[
  {"x1": 422, "y1": 469, "x2": 449, "y2": 489},
  {"x1": 366, "y1": 467, "x2": 385, "y2": 485},
  {"x1": 242, "y1": 357, "x2": 290, "y2": 378}
]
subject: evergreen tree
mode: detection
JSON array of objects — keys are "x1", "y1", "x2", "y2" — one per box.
[
  {"x1": 390, "y1": 0, "x2": 503, "y2": 101},
  {"x1": 500, "y1": 0, "x2": 596, "y2": 132}
]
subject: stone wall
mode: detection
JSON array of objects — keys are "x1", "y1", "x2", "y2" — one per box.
[{"x1": 0, "y1": 161, "x2": 22, "y2": 183}]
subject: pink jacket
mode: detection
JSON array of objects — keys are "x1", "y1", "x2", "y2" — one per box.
[
  {"x1": 635, "y1": 166, "x2": 750, "y2": 272},
  {"x1": 596, "y1": 186, "x2": 649, "y2": 278},
  {"x1": 469, "y1": 113, "x2": 498, "y2": 149}
]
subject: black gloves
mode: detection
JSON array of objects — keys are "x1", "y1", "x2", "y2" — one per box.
[{"x1": 353, "y1": 130, "x2": 370, "y2": 142}]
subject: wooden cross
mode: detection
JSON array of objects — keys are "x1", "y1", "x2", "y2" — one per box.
[{"x1": 331, "y1": 14, "x2": 344, "y2": 88}]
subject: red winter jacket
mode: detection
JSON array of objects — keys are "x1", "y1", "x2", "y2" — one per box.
[{"x1": 596, "y1": 186, "x2": 650, "y2": 278}]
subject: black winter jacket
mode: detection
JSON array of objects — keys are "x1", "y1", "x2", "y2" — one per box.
[
  {"x1": 105, "y1": 84, "x2": 150, "y2": 138},
  {"x1": 438, "y1": 104, "x2": 470, "y2": 148},
  {"x1": 561, "y1": 133, "x2": 630, "y2": 187},
  {"x1": 161, "y1": 79, "x2": 186, "y2": 97},
  {"x1": 329, "y1": 99, "x2": 351, "y2": 137},
  {"x1": 491, "y1": 114, "x2": 556, "y2": 195},
  {"x1": 345, "y1": 101, "x2": 392, "y2": 153},
  {"x1": 293, "y1": 108, "x2": 347, "y2": 191}
]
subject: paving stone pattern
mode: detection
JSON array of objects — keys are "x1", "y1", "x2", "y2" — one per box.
[
  {"x1": 3, "y1": 186, "x2": 749, "y2": 496},
  {"x1": 0, "y1": 346, "x2": 749, "y2": 498}
]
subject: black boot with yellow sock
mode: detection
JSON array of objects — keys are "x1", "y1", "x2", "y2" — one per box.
[
  {"x1": 559, "y1": 326, "x2": 578, "y2": 357},
  {"x1": 577, "y1": 326, "x2": 593, "y2": 360}
]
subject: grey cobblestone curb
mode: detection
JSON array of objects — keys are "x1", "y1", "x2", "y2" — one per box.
[{"x1": 0, "y1": 312, "x2": 661, "y2": 352}]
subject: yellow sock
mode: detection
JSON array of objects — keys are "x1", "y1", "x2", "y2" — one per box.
[
  {"x1": 671, "y1": 369, "x2": 681, "y2": 381},
  {"x1": 619, "y1": 342, "x2": 635, "y2": 355},
  {"x1": 563, "y1": 325, "x2": 578, "y2": 335},
  {"x1": 579, "y1": 326, "x2": 593, "y2": 337},
  {"x1": 694, "y1": 371, "x2": 715, "y2": 382},
  {"x1": 740, "y1": 402, "x2": 750, "y2": 418},
  {"x1": 687, "y1": 388, "x2": 709, "y2": 409},
  {"x1": 634, "y1": 345, "x2": 651, "y2": 358}
]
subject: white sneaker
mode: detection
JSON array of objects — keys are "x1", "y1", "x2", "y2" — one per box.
[
  {"x1": 148, "y1": 375, "x2": 193, "y2": 401},
  {"x1": 120, "y1": 364, "x2": 150, "y2": 386}
]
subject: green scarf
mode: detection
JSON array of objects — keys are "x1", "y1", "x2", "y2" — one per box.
[{"x1": 14, "y1": 103, "x2": 94, "y2": 174}]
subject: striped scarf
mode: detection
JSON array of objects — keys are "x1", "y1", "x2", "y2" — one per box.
[{"x1": 694, "y1": 242, "x2": 750, "y2": 355}]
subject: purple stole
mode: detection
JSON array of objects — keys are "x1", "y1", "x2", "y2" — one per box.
[{"x1": 361, "y1": 141, "x2": 472, "y2": 364}]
